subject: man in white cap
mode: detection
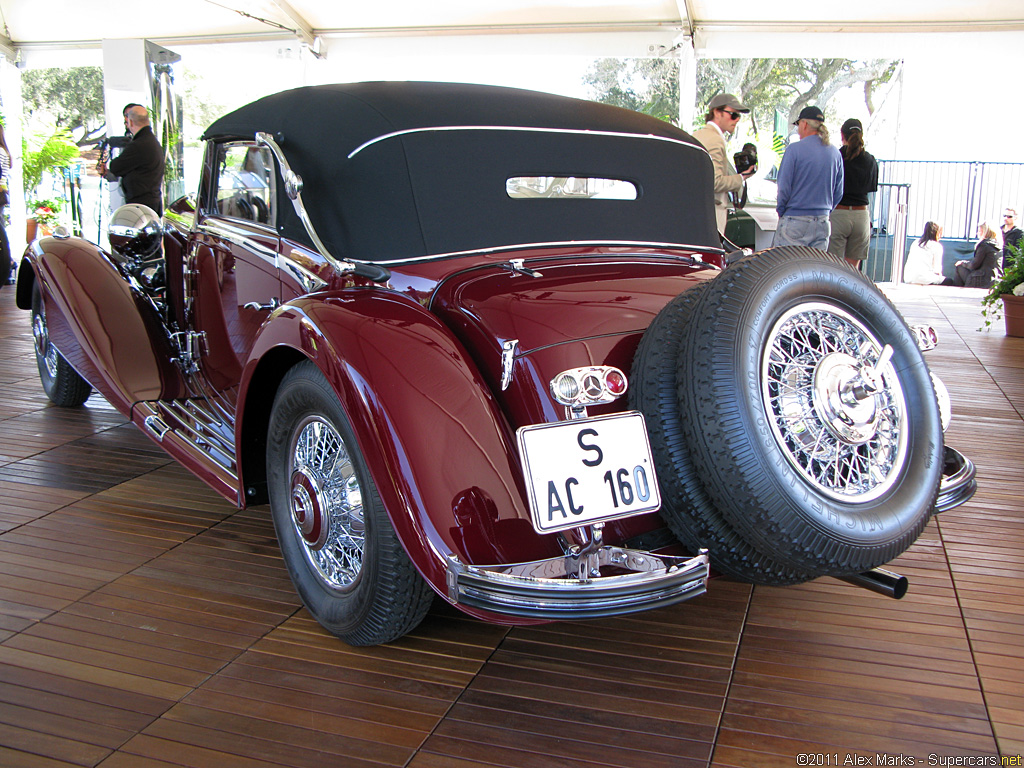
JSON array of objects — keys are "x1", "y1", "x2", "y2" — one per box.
[{"x1": 692, "y1": 93, "x2": 756, "y2": 236}]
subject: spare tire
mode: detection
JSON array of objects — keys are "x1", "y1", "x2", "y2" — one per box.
[
  {"x1": 631, "y1": 279, "x2": 815, "y2": 585},
  {"x1": 635, "y1": 247, "x2": 942, "y2": 579}
]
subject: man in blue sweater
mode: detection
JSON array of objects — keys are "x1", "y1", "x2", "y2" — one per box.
[{"x1": 773, "y1": 106, "x2": 844, "y2": 249}]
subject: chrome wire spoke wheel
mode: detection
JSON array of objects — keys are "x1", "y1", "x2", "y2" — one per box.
[
  {"x1": 32, "y1": 303, "x2": 59, "y2": 379},
  {"x1": 761, "y1": 302, "x2": 909, "y2": 502},
  {"x1": 288, "y1": 416, "x2": 365, "y2": 590}
]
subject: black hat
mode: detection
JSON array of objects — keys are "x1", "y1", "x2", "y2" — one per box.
[
  {"x1": 794, "y1": 106, "x2": 824, "y2": 124},
  {"x1": 841, "y1": 118, "x2": 863, "y2": 133}
]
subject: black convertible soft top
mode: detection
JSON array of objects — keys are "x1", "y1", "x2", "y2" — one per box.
[{"x1": 204, "y1": 81, "x2": 719, "y2": 262}]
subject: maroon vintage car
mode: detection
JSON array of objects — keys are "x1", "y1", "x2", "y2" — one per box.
[{"x1": 18, "y1": 82, "x2": 975, "y2": 645}]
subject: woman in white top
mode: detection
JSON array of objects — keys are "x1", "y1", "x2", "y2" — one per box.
[{"x1": 904, "y1": 221, "x2": 952, "y2": 285}]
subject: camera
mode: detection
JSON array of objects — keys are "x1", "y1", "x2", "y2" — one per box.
[{"x1": 734, "y1": 143, "x2": 758, "y2": 175}]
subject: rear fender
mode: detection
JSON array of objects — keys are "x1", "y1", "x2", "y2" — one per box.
[
  {"x1": 18, "y1": 238, "x2": 186, "y2": 413},
  {"x1": 238, "y1": 291, "x2": 551, "y2": 595}
]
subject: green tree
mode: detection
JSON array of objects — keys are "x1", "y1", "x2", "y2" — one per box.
[
  {"x1": 582, "y1": 57, "x2": 680, "y2": 124},
  {"x1": 698, "y1": 58, "x2": 900, "y2": 134},
  {"x1": 181, "y1": 68, "x2": 229, "y2": 147},
  {"x1": 22, "y1": 66, "x2": 106, "y2": 142},
  {"x1": 585, "y1": 56, "x2": 900, "y2": 136}
]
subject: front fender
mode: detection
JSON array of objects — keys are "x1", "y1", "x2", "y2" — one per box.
[
  {"x1": 239, "y1": 290, "x2": 554, "y2": 599},
  {"x1": 18, "y1": 239, "x2": 185, "y2": 413}
]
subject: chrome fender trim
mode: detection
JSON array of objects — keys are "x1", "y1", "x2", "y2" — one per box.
[{"x1": 935, "y1": 445, "x2": 977, "y2": 514}]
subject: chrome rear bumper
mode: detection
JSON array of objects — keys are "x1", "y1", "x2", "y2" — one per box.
[
  {"x1": 446, "y1": 547, "x2": 709, "y2": 620},
  {"x1": 936, "y1": 445, "x2": 977, "y2": 513}
]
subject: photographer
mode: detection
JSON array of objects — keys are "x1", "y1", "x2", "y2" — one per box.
[
  {"x1": 97, "y1": 105, "x2": 164, "y2": 213},
  {"x1": 693, "y1": 94, "x2": 757, "y2": 235}
]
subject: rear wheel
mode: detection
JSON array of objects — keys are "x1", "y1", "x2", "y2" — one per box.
[
  {"x1": 31, "y1": 283, "x2": 92, "y2": 407},
  {"x1": 266, "y1": 361, "x2": 434, "y2": 646}
]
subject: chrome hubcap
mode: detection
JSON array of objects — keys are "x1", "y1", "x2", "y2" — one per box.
[
  {"x1": 762, "y1": 303, "x2": 908, "y2": 502},
  {"x1": 813, "y1": 352, "x2": 880, "y2": 444},
  {"x1": 288, "y1": 417, "x2": 365, "y2": 589}
]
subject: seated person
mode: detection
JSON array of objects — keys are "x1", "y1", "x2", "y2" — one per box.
[
  {"x1": 904, "y1": 221, "x2": 952, "y2": 285},
  {"x1": 953, "y1": 221, "x2": 1001, "y2": 288}
]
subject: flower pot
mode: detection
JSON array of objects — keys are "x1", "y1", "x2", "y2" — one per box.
[
  {"x1": 1002, "y1": 294, "x2": 1024, "y2": 337},
  {"x1": 26, "y1": 218, "x2": 54, "y2": 244}
]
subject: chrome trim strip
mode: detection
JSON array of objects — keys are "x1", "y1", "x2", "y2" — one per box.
[
  {"x1": 256, "y1": 132, "x2": 354, "y2": 274},
  {"x1": 446, "y1": 548, "x2": 709, "y2": 620},
  {"x1": 348, "y1": 125, "x2": 710, "y2": 160},
  {"x1": 367, "y1": 240, "x2": 725, "y2": 267},
  {"x1": 256, "y1": 132, "x2": 391, "y2": 283},
  {"x1": 280, "y1": 255, "x2": 328, "y2": 293},
  {"x1": 197, "y1": 221, "x2": 279, "y2": 266}
]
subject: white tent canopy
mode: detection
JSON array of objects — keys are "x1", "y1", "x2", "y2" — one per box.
[{"x1": 3, "y1": 0, "x2": 1023, "y2": 61}]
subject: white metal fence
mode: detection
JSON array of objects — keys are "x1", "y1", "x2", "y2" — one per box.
[{"x1": 864, "y1": 160, "x2": 1024, "y2": 283}]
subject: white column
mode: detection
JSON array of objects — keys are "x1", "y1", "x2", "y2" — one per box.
[
  {"x1": 0, "y1": 55, "x2": 25, "y2": 251},
  {"x1": 676, "y1": 38, "x2": 697, "y2": 132}
]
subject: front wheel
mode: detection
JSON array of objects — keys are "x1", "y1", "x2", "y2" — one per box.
[
  {"x1": 31, "y1": 282, "x2": 92, "y2": 407},
  {"x1": 266, "y1": 361, "x2": 434, "y2": 646}
]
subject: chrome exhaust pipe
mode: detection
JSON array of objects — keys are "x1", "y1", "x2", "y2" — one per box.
[{"x1": 838, "y1": 567, "x2": 908, "y2": 599}]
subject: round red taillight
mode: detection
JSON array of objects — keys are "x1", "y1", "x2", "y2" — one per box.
[{"x1": 604, "y1": 369, "x2": 627, "y2": 395}]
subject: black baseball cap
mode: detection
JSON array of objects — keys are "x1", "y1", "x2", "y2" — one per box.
[{"x1": 794, "y1": 106, "x2": 825, "y2": 124}]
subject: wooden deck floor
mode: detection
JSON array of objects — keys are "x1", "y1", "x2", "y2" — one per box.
[{"x1": 0, "y1": 282, "x2": 1022, "y2": 768}]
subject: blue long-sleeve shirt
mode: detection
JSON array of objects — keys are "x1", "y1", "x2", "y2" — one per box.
[{"x1": 776, "y1": 135, "x2": 844, "y2": 218}]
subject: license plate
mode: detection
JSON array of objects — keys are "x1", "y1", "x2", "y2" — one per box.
[{"x1": 517, "y1": 411, "x2": 661, "y2": 534}]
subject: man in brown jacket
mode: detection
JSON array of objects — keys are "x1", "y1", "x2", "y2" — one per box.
[{"x1": 692, "y1": 93, "x2": 755, "y2": 236}]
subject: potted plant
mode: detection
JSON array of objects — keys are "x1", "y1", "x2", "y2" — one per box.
[
  {"x1": 27, "y1": 199, "x2": 62, "y2": 240},
  {"x1": 23, "y1": 125, "x2": 78, "y2": 242},
  {"x1": 980, "y1": 241, "x2": 1024, "y2": 336}
]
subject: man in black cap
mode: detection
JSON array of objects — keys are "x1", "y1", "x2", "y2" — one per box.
[
  {"x1": 98, "y1": 105, "x2": 165, "y2": 213},
  {"x1": 773, "y1": 105, "x2": 844, "y2": 249},
  {"x1": 692, "y1": 93, "x2": 757, "y2": 235}
]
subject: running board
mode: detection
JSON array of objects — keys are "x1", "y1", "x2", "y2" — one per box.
[{"x1": 135, "y1": 400, "x2": 240, "y2": 505}]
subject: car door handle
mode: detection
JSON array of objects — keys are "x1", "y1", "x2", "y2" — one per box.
[{"x1": 243, "y1": 298, "x2": 280, "y2": 312}]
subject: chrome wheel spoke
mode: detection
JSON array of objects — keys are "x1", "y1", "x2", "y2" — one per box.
[
  {"x1": 289, "y1": 416, "x2": 365, "y2": 589},
  {"x1": 761, "y1": 304, "x2": 909, "y2": 502}
]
